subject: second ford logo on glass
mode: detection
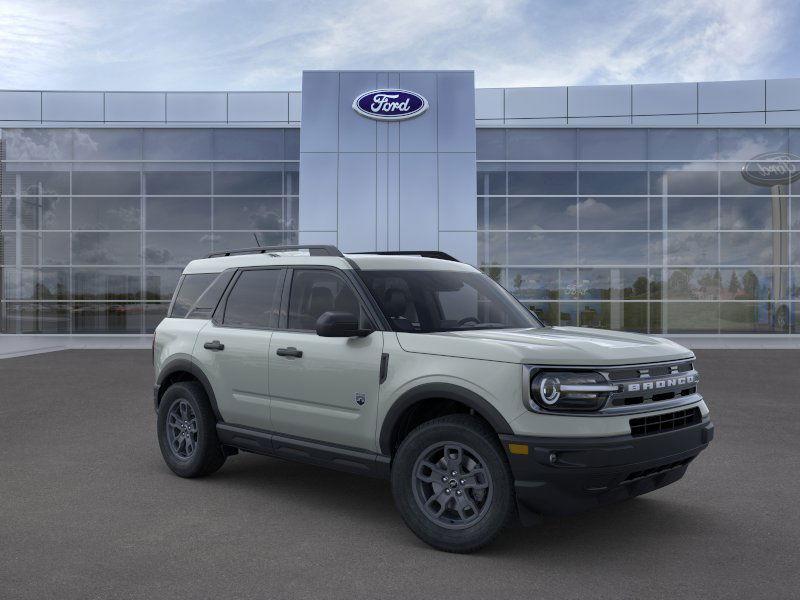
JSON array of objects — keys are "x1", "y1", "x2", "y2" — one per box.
[{"x1": 352, "y1": 89, "x2": 428, "y2": 121}]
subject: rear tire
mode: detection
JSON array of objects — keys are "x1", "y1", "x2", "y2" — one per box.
[
  {"x1": 391, "y1": 414, "x2": 515, "y2": 553},
  {"x1": 157, "y1": 381, "x2": 226, "y2": 478}
]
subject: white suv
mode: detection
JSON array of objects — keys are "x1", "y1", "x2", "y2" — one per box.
[{"x1": 153, "y1": 245, "x2": 713, "y2": 553}]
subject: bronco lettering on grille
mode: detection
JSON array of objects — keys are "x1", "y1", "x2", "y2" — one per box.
[{"x1": 626, "y1": 373, "x2": 696, "y2": 392}]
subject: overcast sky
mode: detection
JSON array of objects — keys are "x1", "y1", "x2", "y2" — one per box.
[{"x1": 1, "y1": 0, "x2": 798, "y2": 91}]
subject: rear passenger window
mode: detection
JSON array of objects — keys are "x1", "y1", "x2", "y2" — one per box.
[
  {"x1": 222, "y1": 269, "x2": 283, "y2": 329},
  {"x1": 170, "y1": 273, "x2": 218, "y2": 318},
  {"x1": 186, "y1": 270, "x2": 235, "y2": 319},
  {"x1": 287, "y1": 269, "x2": 368, "y2": 330}
]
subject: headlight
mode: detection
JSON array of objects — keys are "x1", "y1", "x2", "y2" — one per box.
[{"x1": 529, "y1": 370, "x2": 616, "y2": 412}]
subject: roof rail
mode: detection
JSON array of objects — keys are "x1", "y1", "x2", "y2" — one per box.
[
  {"x1": 349, "y1": 250, "x2": 460, "y2": 262},
  {"x1": 207, "y1": 244, "x2": 345, "y2": 259}
]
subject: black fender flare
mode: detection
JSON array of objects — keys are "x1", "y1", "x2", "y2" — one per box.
[
  {"x1": 379, "y1": 383, "x2": 514, "y2": 455},
  {"x1": 155, "y1": 358, "x2": 224, "y2": 422}
]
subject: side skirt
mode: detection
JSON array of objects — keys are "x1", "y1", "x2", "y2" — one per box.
[{"x1": 216, "y1": 423, "x2": 391, "y2": 480}]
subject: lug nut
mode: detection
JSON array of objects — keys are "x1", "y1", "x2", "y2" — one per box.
[
  {"x1": 460, "y1": 479, "x2": 465, "y2": 485},
  {"x1": 451, "y1": 471, "x2": 458, "y2": 476}
]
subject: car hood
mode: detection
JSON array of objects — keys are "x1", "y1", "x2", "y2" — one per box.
[{"x1": 395, "y1": 326, "x2": 693, "y2": 366}]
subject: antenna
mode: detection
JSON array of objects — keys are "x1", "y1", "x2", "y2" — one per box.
[{"x1": 252, "y1": 233, "x2": 261, "y2": 247}]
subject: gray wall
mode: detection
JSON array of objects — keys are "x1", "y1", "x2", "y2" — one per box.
[{"x1": 298, "y1": 71, "x2": 477, "y2": 263}]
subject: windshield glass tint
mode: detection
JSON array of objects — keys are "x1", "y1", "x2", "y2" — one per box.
[{"x1": 358, "y1": 270, "x2": 541, "y2": 333}]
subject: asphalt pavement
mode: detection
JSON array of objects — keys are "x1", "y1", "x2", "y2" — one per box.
[{"x1": 0, "y1": 349, "x2": 798, "y2": 599}]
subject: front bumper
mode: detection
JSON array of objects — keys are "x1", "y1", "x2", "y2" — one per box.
[{"x1": 501, "y1": 418, "x2": 714, "y2": 522}]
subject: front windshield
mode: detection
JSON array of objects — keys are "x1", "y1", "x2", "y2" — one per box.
[{"x1": 358, "y1": 269, "x2": 543, "y2": 333}]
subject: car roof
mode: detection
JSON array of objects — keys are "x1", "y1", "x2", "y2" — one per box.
[{"x1": 181, "y1": 251, "x2": 478, "y2": 275}]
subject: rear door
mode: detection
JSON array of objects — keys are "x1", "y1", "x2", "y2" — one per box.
[
  {"x1": 194, "y1": 267, "x2": 285, "y2": 429},
  {"x1": 268, "y1": 267, "x2": 384, "y2": 451}
]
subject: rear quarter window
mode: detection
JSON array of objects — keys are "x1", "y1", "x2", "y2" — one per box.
[{"x1": 169, "y1": 272, "x2": 229, "y2": 318}]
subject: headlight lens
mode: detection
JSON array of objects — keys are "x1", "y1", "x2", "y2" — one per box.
[{"x1": 529, "y1": 370, "x2": 616, "y2": 412}]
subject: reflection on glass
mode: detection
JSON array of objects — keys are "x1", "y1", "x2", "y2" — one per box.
[
  {"x1": 579, "y1": 171, "x2": 647, "y2": 195},
  {"x1": 145, "y1": 232, "x2": 213, "y2": 266},
  {"x1": 578, "y1": 197, "x2": 646, "y2": 230},
  {"x1": 720, "y1": 232, "x2": 775, "y2": 265},
  {"x1": 213, "y1": 197, "x2": 284, "y2": 230},
  {"x1": 667, "y1": 268, "x2": 720, "y2": 300},
  {"x1": 213, "y1": 129, "x2": 284, "y2": 160},
  {"x1": 476, "y1": 129, "x2": 505, "y2": 160},
  {"x1": 72, "y1": 197, "x2": 140, "y2": 230},
  {"x1": 477, "y1": 197, "x2": 506, "y2": 230},
  {"x1": 667, "y1": 197, "x2": 718, "y2": 230},
  {"x1": 578, "y1": 233, "x2": 648, "y2": 266},
  {"x1": 719, "y1": 267, "x2": 782, "y2": 301},
  {"x1": 8, "y1": 171, "x2": 70, "y2": 196},
  {"x1": 72, "y1": 232, "x2": 140, "y2": 265},
  {"x1": 72, "y1": 171, "x2": 141, "y2": 195},
  {"x1": 507, "y1": 268, "x2": 577, "y2": 300},
  {"x1": 477, "y1": 167, "x2": 506, "y2": 195},
  {"x1": 2, "y1": 303, "x2": 70, "y2": 333},
  {"x1": 719, "y1": 302, "x2": 777, "y2": 333},
  {"x1": 20, "y1": 197, "x2": 70, "y2": 230},
  {"x1": 507, "y1": 129, "x2": 576, "y2": 160},
  {"x1": 73, "y1": 129, "x2": 141, "y2": 160},
  {"x1": 145, "y1": 268, "x2": 182, "y2": 300},
  {"x1": 577, "y1": 268, "x2": 649, "y2": 300},
  {"x1": 666, "y1": 232, "x2": 718, "y2": 265},
  {"x1": 508, "y1": 197, "x2": 576, "y2": 230},
  {"x1": 72, "y1": 303, "x2": 143, "y2": 333},
  {"x1": 720, "y1": 197, "x2": 785, "y2": 230},
  {"x1": 145, "y1": 197, "x2": 212, "y2": 230},
  {"x1": 508, "y1": 170, "x2": 576, "y2": 195},
  {"x1": 664, "y1": 302, "x2": 720, "y2": 333},
  {"x1": 213, "y1": 170, "x2": 282, "y2": 195},
  {"x1": 72, "y1": 268, "x2": 141, "y2": 301},
  {"x1": 647, "y1": 129, "x2": 717, "y2": 161},
  {"x1": 144, "y1": 171, "x2": 211, "y2": 195},
  {"x1": 577, "y1": 302, "x2": 647, "y2": 332},
  {"x1": 649, "y1": 169, "x2": 717, "y2": 195},
  {"x1": 578, "y1": 129, "x2": 646, "y2": 160},
  {"x1": 478, "y1": 232, "x2": 506, "y2": 266},
  {"x1": 509, "y1": 232, "x2": 577, "y2": 266},
  {"x1": 145, "y1": 303, "x2": 171, "y2": 333},
  {"x1": 18, "y1": 232, "x2": 70, "y2": 265}
]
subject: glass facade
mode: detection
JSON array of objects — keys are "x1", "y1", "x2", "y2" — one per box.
[
  {"x1": 0, "y1": 128, "x2": 299, "y2": 333},
  {"x1": 478, "y1": 128, "x2": 800, "y2": 334}
]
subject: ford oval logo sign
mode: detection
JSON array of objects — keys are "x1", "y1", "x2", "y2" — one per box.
[
  {"x1": 353, "y1": 89, "x2": 428, "y2": 121},
  {"x1": 741, "y1": 152, "x2": 800, "y2": 186}
]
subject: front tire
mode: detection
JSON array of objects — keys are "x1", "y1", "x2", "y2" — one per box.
[
  {"x1": 391, "y1": 414, "x2": 515, "y2": 553},
  {"x1": 157, "y1": 381, "x2": 226, "y2": 478}
]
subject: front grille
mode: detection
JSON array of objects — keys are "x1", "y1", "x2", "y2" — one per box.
[
  {"x1": 608, "y1": 361, "x2": 693, "y2": 382},
  {"x1": 607, "y1": 361, "x2": 698, "y2": 408},
  {"x1": 629, "y1": 407, "x2": 702, "y2": 437}
]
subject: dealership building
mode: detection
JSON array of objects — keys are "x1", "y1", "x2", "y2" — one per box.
[{"x1": 1, "y1": 70, "x2": 799, "y2": 338}]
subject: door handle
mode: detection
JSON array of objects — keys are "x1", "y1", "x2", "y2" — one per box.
[
  {"x1": 276, "y1": 346, "x2": 303, "y2": 358},
  {"x1": 203, "y1": 340, "x2": 225, "y2": 351}
]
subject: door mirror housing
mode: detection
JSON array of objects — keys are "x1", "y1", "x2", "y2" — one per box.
[{"x1": 315, "y1": 311, "x2": 373, "y2": 337}]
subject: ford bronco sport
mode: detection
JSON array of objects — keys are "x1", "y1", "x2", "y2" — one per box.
[{"x1": 153, "y1": 245, "x2": 713, "y2": 553}]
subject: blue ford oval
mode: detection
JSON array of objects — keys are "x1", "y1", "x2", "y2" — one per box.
[{"x1": 352, "y1": 89, "x2": 428, "y2": 121}]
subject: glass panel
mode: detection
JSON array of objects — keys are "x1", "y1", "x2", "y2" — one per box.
[
  {"x1": 718, "y1": 129, "x2": 788, "y2": 160},
  {"x1": 145, "y1": 197, "x2": 211, "y2": 230},
  {"x1": 71, "y1": 171, "x2": 140, "y2": 196},
  {"x1": 650, "y1": 169, "x2": 717, "y2": 195},
  {"x1": 213, "y1": 169, "x2": 283, "y2": 195},
  {"x1": 72, "y1": 197, "x2": 140, "y2": 230},
  {"x1": 508, "y1": 197, "x2": 576, "y2": 230},
  {"x1": 20, "y1": 196, "x2": 69, "y2": 230},
  {"x1": 507, "y1": 268, "x2": 577, "y2": 300},
  {"x1": 719, "y1": 267, "x2": 783, "y2": 301},
  {"x1": 648, "y1": 129, "x2": 718, "y2": 161},
  {"x1": 578, "y1": 302, "x2": 647, "y2": 332},
  {"x1": 3, "y1": 129, "x2": 73, "y2": 160},
  {"x1": 793, "y1": 198, "x2": 800, "y2": 230},
  {"x1": 284, "y1": 163, "x2": 299, "y2": 196},
  {"x1": 720, "y1": 232, "x2": 775, "y2": 265},
  {"x1": 478, "y1": 232, "x2": 506, "y2": 266},
  {"x1": 508, "y1": 168, "x2": 576, "y2": 195},
  {"x1": 667, "y1": 197, "x2": 718, "y2": 230},
  {"x1": 578, "y1": 197, "x2": 647, "y2": 230},
  {"x1": 145, "y1": 303, "x2": 170, "y2": 333},
  {"x1": 578, "y1": 129, "x2": 646, "y2": 160},
  {"x1": 508, "y1": 232, "x2": 577, "y2": 266},
  {"x1": 284, "y1": 197, "x2": 299, "y2": 231},
  {"x1": 3, "y1": 302, "x2": 71, "y2": 333},
  {"x1": 1, "y1": 197, "x2": 16, "y2": 228},
  {"x1": 9, "y1": 170, "x2": 70, "y2": 195},
  {"x1": 211, "y1": 231, "x2": 289, "y2": 252},
  {"x1": 143, "y1": 129, "x2": 213, "y2": 160},
  {"x1": 72, "y1": 268, "x2": 141, "y2": 300},
  {"x1": 579, "y1": 171, "x2": 647, "y2": 195},
  {"x1": 72, "y1": 303, "x2": 143, "y2": 333},
  {"x1": 17, "y1": 232, "x2": 70, "y2": 265},
  {"x1": 145, "y1": 232, "x2": 212, "y2": 266},
  {"x1": 285, "y1": 129, "x2": 300, "y2": 159},
  {"x1": 171, "y1": 273, "x2": 217, "y2": 318},
  {"x1": 476, "y1": 129, "x2": 505, "y2": 160},
  {"x1": 720, "y1": 197, "x2": 786, "y2": 230},
  {"x1": 72, "y1": 232, "x2": 140, "y2": 265},
  {"x1": 577, "y1": 268, "x2": 649, "y2": 300},
  {"x1": 507, "y1": 129, "x2": 576, "y2": 160},
  {"x1": 522, "y1": 301, "x2": 559, "y2": 325},
  {"x1": 666, "y1": 232, "x2": 718, "y2": 265},
  {"x1": 578, "y1": 233, "x2": 649, "y2": 266},
  {"x1": 213, "y1": 129, "x2": 283, "y2": 160},
  {"x1": 664, "y1": 302, "x2": 719, "y2": 333},
  {"x1": 477, "y1": 197, "x2": 506, "y2": 230},
  {"x1": 720, "y1": 168, "x2": 781, "y2": 195},
  {"x1": 73, "y1": 129, "x2": 141, "y2": 160},
  {"x1": 719, "y1": 302, "x2": 775, "y2": 333},
  {"x1": 144, "y1": 171, "x2": 211, "y2": 195},
  {"x1": 2, "y1": 267, "x2": 69, "y2": 300},
  {"x1": 213, "y1": 197, "x2": 284, "y2": 230},
  {"x1": 145, "y1": 268, "x2": 182, "y2": 300},
  {"x1": 476, "y1": 164, "x2": 506, "y2": 195},
  {"x1": 666, "y1": 268, "x2": 720, "y2": 300}
]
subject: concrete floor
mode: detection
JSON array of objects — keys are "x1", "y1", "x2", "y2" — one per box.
[{"x1": 0, "y1": 349, "x2": 798, "y2": 599}]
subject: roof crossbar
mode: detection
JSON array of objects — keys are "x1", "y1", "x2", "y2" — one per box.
[{"x1": 349, "y1": 250, "x2": 460, "y2": 262}]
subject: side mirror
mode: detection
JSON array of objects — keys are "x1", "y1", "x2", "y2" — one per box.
[{"x1": 315, "y1": 311, "x2": 373, "y2": 337}]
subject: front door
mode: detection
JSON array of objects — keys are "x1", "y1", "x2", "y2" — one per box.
[
  {"x1": 194, "y1": 267, "x2": 285, "y2": 429},
  {"x1": 268, "y1": 268, "x2": 384, "y2": 451}
]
